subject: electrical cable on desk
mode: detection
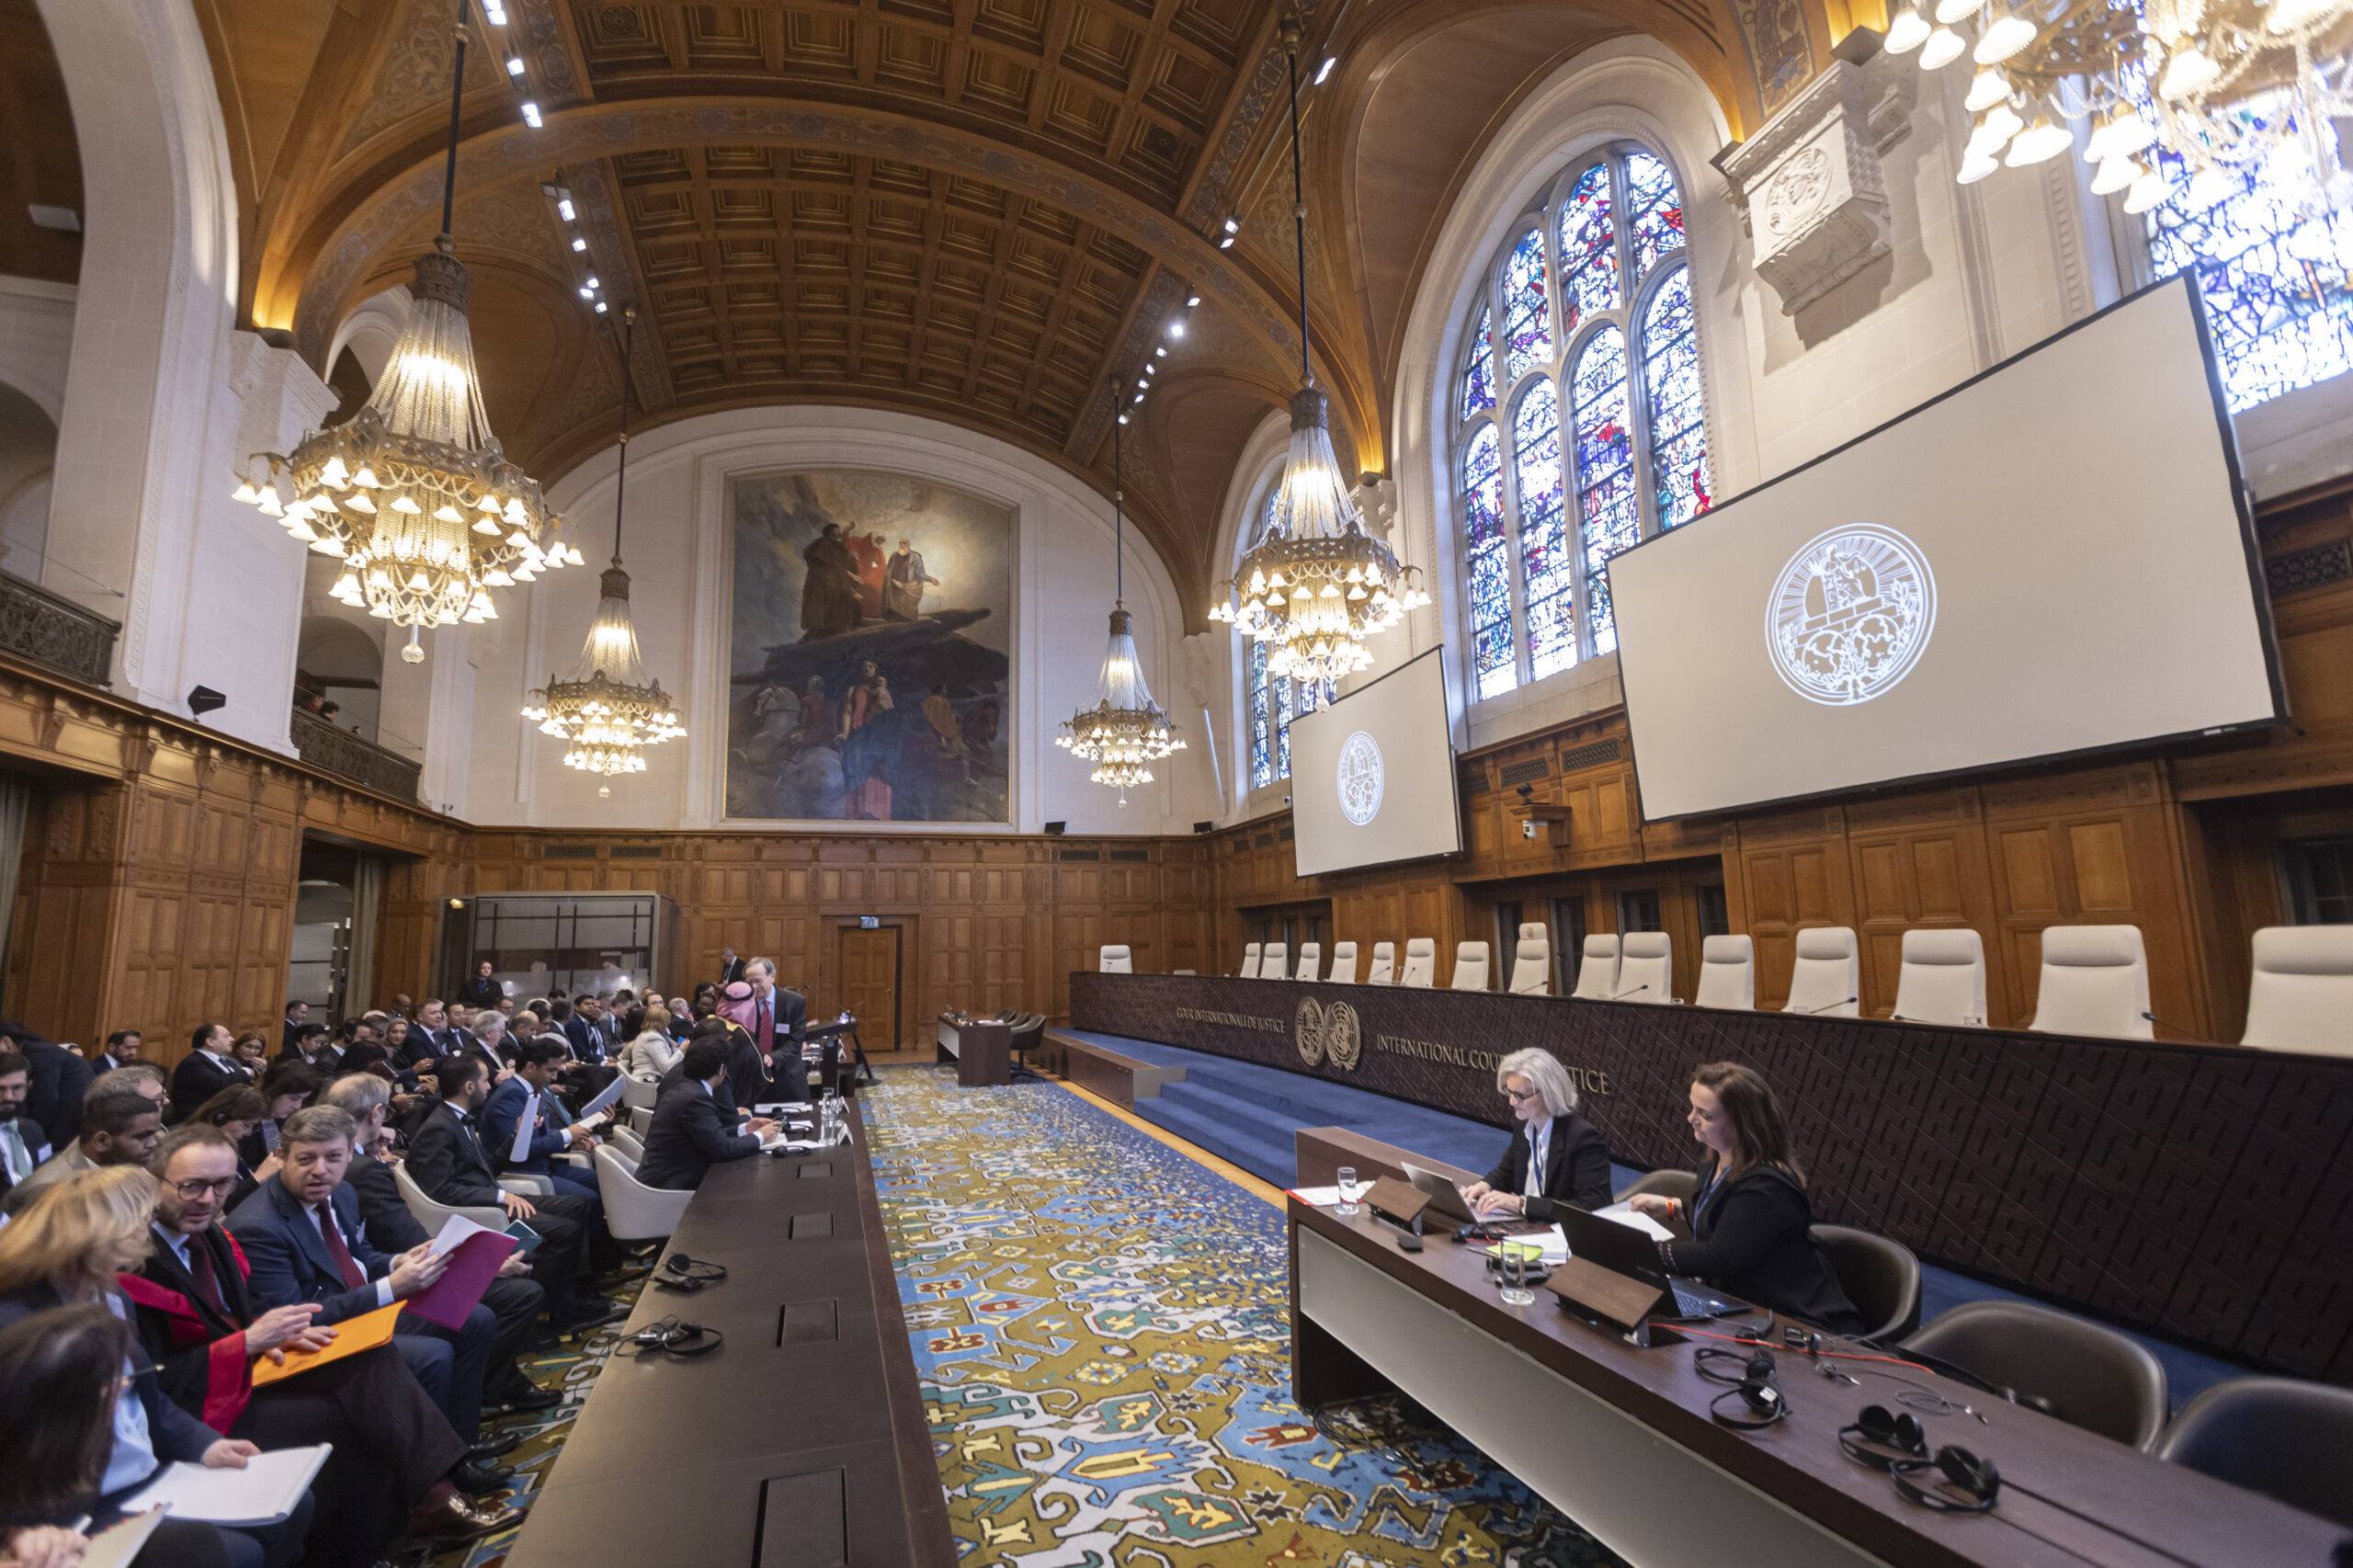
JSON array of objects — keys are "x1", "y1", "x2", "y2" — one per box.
[{"x1": 1677, "y1": 1324, "x2": 1942, "y2": 1377}]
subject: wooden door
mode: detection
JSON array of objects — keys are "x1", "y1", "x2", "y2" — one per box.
[{"x1": 836, "y1": 926, "x2": 903, "y2": 1049}]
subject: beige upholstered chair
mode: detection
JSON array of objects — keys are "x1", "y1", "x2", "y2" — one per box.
[
  {"x1": 2030, "y1": 926, "x2": 2154, "y2": 1040},
  {"x1": 1098, "y1": 944, "x2": 1133, "y2": 973},
  {"x1": 1893, "y1": 928, "x2": 1988, "y2": 1026},
  {"x1": 1365, "y1": 941, "x2": 1396, "y2": 985},
  {"x1": 395, "y1": 1162, "x2": 506, "y2": 1235},
  {"x1": 1695, "y1": 935, "x2": 1755, "y2": 1009},
  {"x1": 1570, "y1": 934, "x2": 1620, "y2": 1000},
  {"x1": 1295, "y1": 941, "x2": 1322, "y2": 982},
  {"x1": 1327, "y1": 940, "x2": 1359, "y2": 984},
  {"x1": 1399, "y1": 937, "x2": 1437, "y2": 988},
  {"x1": 620, "y1": 1074, "x2": 662, "y2": 1112},
  {"x1": 1783, "y1": 927, "x2": 1860, "y2": 1017},
  {"x1": 1449, "y1": 940, "x2": 1492, "y2": 991},
  {"x1": 1617, "y1": 932, "x2": 1675, "y2": 1004},
  {"x1": 1238, "y1": 941, "x2": 1262, "y2": 979},
  {"x1": 1507, "y1": 922, "x2": 1552, "y2": 995},
  {"x1": 2242, "y1": 926, "x2": 2353, "y2": 1055},
  {"x1": 593, "y1": 1144, "x2": 693, "y2": 1243},
  {"x1": 1260, "y1": 942, "x2": 1288, "y2": 983}
]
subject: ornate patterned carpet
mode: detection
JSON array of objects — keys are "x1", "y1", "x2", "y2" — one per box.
[{"x1": 863, "y1": 1066, "x2": 1629, "y2": 1567}]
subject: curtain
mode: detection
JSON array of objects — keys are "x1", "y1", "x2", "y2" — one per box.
[
  {"x1": 0, "y1": 772, "x2": 28, "y2": 1010},
  {"x1": 347, "y1": 853, "x2": 385, "y2": 1014}
]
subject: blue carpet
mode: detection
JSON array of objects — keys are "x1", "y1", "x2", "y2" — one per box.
[{"x1": 1064, "y1": 1031, "x2": 2252, "y2": 1407}]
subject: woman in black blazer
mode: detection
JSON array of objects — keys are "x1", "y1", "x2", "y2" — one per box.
[
  {"x1": 1460, "y1": 1048, "x2": 1614, "y2": 1221},
  {"x1": 1625, "y1": 1061, "x2": 1864, "y2": 1334}
]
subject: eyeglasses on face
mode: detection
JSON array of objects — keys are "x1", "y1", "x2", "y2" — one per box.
[
  {"x1": 167, "y1": 1176, "x2": 240, "y2": 1199},
  {"x1": 1506, "y1": 1085, "x2": 1541, "y2": 1103}
]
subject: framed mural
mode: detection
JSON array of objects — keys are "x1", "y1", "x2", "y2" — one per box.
[{"x1": 727, "y1": 471, "x2": 1014, "y2": 823}]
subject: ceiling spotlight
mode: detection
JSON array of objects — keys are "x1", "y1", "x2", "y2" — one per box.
[
  {"x1": 1222, "y1": 217, "x2": 1240, "y2": 234},
  {"x1": 506, "y1": 56, "x2": 525, "y2": 76},
  {"x1": 1167, "y1": 319, "x2": 1187, "y2": 339},
  {"x1": 585, "y1": 276, "x2": 599, "y2": 290},
  {"x1": 1154, "y1": 346, "x2": 1167, "y2": 358},
  {"x1": 1218, "y1": 234, "x2": 1234, "y2": 249},
  {"x1": 1118, "y1": 413, "x2": 1131, "y2": 425},
  {"x1": 578, "y1": 287, "x2": 593, "y2": 300},
  {"x1": 571, "y1": 236, "x2": 586, "y2": 252},
  {"x1": 1314, "y1": 55, "x2": 1336, "y2": 85},
  {"x1": 594, "y1": 301, "x2": 608, "y2": 313},
  {"x1": 557, "y1": 198, "x2": 575, "y2": 222},
  {"x1": 1186, "y1": 293, "x2": 1200, "y2": 308},
  {"x1": 520, "y1": 101, "x2": 542, "y2": 129}
]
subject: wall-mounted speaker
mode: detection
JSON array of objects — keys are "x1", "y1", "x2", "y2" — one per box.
[
  {"x1": 1193, "y1": 821, "x2": 1213, "y2": 834},
  {"x1": 187, "y1": 686, "x2": 227, "y2": 717},
  {"x1": 1043, "y1": 821, "x2": 1066, "y2": 836}
]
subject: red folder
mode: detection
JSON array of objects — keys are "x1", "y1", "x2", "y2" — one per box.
[{"x1": 404, "y1": 1230, "x2": 518, "y2": 1330}]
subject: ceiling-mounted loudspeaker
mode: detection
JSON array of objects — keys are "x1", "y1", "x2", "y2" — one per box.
[
  {"x1": 187, "y1": 686, "x2": 227, "y2": 717},
  {"x1": 1043, "y1": 821, "x2": 1067, "y2": 836},
  {"x1": 1194, "y1": 821, "x2": 1213, "y2": 834}
]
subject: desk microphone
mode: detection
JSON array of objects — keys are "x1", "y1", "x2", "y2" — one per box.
[
  {"x1": 2139, "y1": 1010, "x2": 2172, "y2": 1036},
  {"x1": 1610, "y1": 983, "x2": 1650, "y2": 1001},
  {"x1": 1790, "y1": 994, "x2": 1858, "y2": 1016}
]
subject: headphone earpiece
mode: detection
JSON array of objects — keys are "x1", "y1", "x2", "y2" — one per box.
[
  {"x1": 1700, "y1": 1346, "x2": 1787, "y2": 1429},
  {"x1": 1838, "y1": 1403, "x2": 1930, "y2": 1470},
  {"x1": 1892, "y1": 1444, "x2": 2000, "y2": 1513}
]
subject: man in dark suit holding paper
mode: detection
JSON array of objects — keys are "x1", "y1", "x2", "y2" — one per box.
[
  {"x1": 639, "y1": 1038, "x2": 774, "y2": 1191},
  {"x1": 483, "y1": 1039, "x2": 608, "y2": 1221},
  {"x1": 131, "y1": 1123, "x2": 523, "y2": 1550},
  {"x1": 225, "y1": 1105, "x2": 504, "y2": 1444}
]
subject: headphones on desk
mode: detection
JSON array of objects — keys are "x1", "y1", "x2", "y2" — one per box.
[
  {"x1": 1837, "y1": 1403, "x2": 1929, "y2": 1470},
  {"x1": 1892, "y1": 1446, "x2": 2001, "y2": 1513},
  {"x1": 653, "y1": 1254, "x2": 730, "y2": 1294},
  {"x1": 1698, "y1": 1346, "x2": 1787, "y2": 1430},
  {"x1": 629, "y1": 1315, "x2": 724, "y2": 1358}
]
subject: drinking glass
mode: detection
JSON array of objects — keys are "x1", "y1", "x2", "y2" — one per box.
[
  {"x1": 1499, "y1": 1241, "x2": 1537, "y2": 1306},
  {"x1": 1335, "y1": 1165, "x2": 1359, "y2": 1217}
]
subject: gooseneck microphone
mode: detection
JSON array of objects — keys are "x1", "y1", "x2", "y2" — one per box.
[
  {"x1": 1791, "y1": 994, "x2": 1859, "y2": 1016},
  {"x1": 1610, "y1": 983, "x2": 1650, "y2": 1001}
]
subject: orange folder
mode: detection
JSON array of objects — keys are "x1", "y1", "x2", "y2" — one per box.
[{"x1": 249, "y1": 1301, "x2": 402, "y2": 1388}]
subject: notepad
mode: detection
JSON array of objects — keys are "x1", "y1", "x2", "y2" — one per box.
[
  {"x1": 120, "y1": 1444, "x2": 332, "y2": 1527},
  {"x1": 249, "y1": 1301, "x2": 400, "y2": 1388},
  {"x1": 1484, "y1": 1225, "x2": 1570, "y2": 1266}
]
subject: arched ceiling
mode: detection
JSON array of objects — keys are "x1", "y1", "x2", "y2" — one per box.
[{"x1": 185, "y1": 0, "x2": 1842, "y2": 624}]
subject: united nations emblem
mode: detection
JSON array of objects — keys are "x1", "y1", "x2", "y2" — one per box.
[
  {"x1": 1295, "y1": 997, "x2": 1363, "y2": 1072},
  {"x1": 1336, "y1": 731, "x2": 1384, "y2": 826},
  {"x1": 1766, "y1": 524, "x2": 1936, "y2": 707}
]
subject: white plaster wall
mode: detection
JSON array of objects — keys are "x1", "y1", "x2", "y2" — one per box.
[{"x1": 444, "y1": 405, "x2": 1215, "y2": 835}]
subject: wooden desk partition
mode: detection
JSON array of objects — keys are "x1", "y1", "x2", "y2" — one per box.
[{"x1": 1074, "y1": 971, "x2": 2353, "y2": 1382}]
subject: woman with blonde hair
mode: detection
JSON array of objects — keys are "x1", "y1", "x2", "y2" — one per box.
[
  {"x1": 625, "y1": 1004, "x2": 683, "y2": 1079},
  {"x1": 1460, "y1": 1047, "x2": 1614, "y2": 1221},
  {"x1": 0, "y1": 1169, "x2": 313, "y2": 1567}
]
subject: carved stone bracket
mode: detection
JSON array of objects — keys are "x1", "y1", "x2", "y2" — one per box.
[{"x1": 1714, "y1": 50, "x2": 1916, "y2": 316}]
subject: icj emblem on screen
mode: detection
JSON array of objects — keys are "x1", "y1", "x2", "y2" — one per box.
[
  {"x1": 1336, "y1": 731, "x2": 1383, "y2": 826},
  {"x1": 1766, "y1": 525, "x2": 1936, "y2": 706},
  {"x1": 1295, "y1": 998, "x2": 1362, "y2": 1071}
]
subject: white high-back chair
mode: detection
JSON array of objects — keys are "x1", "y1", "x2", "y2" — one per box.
[
  {"x1": 1238, "y1": 941, "x2": 1262, "y2": 979},
  {"x1": 1617, "y1": 932, "x2": 1675, "y2": 1003},
  {"x1": 1098, "y1": 944, "x2": 1133, "y2": 973},
  {"x1": 1365, "y1": 941, "x2": 1396, "y2": 985},
  {"x1": 1295, "y1": 942, "x2": 1323, "y2": 982},
  {"x1": 1260, "y1": 942, "x2": 1288, "y2": 983},
  {"x1": 1570, "y1": 934, "x2": 1620, "y2": 1000},
  {"x1": 1783, "y1": 927, "x2": 1859, "y2": 1017},
  {"x1": 1400, "y1": 937, "x2": 1437, "y2": 988},
  {"x1": 1327, "y1": 941, "x2": 1359, "y2": 984},
  {"x1": 1893, "y1": 929, "x2": 1987, "y2": 1026},
  {"x1": 1449, "y1": 940, "x2": 1492, "y2": 990},
  {"x1": 593, "y1": 1145, "x2": 693, "y2": 1243},
  {"x1": 1695, "y1": 935, "x2": 1755, "y2": 1009},
  {"x1": 2242, "y1": 926, "x2": 2353, "y2": 1055},
  {"x1": 2030, "y1": 925, "x2": 2154, "y2": 1040},
  {"x1": 1508, "y1": 922, "x2": 1552, "y2": 995}
]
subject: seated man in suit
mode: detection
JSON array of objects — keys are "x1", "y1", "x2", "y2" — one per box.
[
  {"x1": 0, "y1": 1047, "x2": 47, "y2": 1208},
  {"x1": 320, "y1": 1073, "x2": 556, "y2": 1418},
  {"x1": 172, "y1": 1022, "x2": 255, "y2": 1121},
  {"x1": 225, "y1": 1105, "x2": 504, "y2": 1444},
  {"x1": 405, "y1": 1055, "x2": 625, "y2": 1331},
  {"x1": 130, "y1": 1125, "x2": 522, "y2": 1552},
  {"x1": 7, "y1": 1079, "x2": 165, "y2": 1209},
  {"x1": 639, "y1": 1038, "x2": 777, "y2": 1191},
  {"x1": 483, "y1": 1039, "x2": 606, "y2": 1221}
]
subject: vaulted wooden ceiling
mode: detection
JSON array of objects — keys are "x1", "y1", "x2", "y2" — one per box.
[{"x1": 168, "y1": 0, "x2": 1836, "y2": 619}]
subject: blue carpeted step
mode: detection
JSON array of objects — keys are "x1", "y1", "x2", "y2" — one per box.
[{"x1": 1134, "y1": 1094, "x2": 1299, "y2": 1187}]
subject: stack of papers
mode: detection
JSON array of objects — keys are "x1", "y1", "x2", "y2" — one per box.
[
  {"x1": 1594, "y1": 1201, "x2": 1675, "y2": 1240},
  {"x1": 121, "y1": 1445, "x2": 332, "y2": 1527},
  {"x1": 1484, "y1": 1226, "x2": 1570, "y2": 1266},
  {"x1": 1285, "y1": 1183, "x2": 1366, "y2": 1208}
]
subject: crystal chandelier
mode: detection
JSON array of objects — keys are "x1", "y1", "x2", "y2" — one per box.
[
  {"x1": 1058, "y1": 381, "x2": 1185, "y2": 803},
  {"x1": 1209, "y1": 17, "x2": 1427, "y2": 687},
  {"x1": 233, "y1": 0, "x2": 578, "y2": 664},
  {"x1": 1885, "y1": 0, "x2": 2353, "y2": 211},
  {"x1": 522, "y1": 311, "x2": 685, "y2": 778}
]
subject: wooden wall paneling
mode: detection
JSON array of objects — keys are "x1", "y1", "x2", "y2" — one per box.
[
  {"x1": 1840, "y1": 787, "x2": 2001, "y2": 1018},
  {"x1": 1728, "y1": 804, "x2": 1859, "y2": 1011}
]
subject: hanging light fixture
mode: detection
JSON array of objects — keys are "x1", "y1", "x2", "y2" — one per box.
[
  {"x1": 232, "y1": 0, "x2": 579, "y2": 664},
  {"x1": 521, "y1": 308, "x2": 685, "y2": 777},
  {"x1": 1057, "y1": 381, "x2": 1185, "y2": 804},
  {"x1": 1208, "y1": 15, "x2": 1427, "y2": 687}
]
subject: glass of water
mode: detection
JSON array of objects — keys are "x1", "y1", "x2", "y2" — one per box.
[
  {"x1": 1499, "y1": 1241, "x2": 1537, "y2": 1307},
  {"x1": 1335, "y1": 1165, "x2": 1359, "y2": 1216}
]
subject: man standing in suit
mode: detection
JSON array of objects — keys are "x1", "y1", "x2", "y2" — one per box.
[
  {"x1": 131, "y1": 1124, "x2": 523, "y2": 1549},
  {"x1": 0, "y1": 1048, "x2": 47, "y2": 1207},
  {"x1": 406, "y1": 1055, "x2": 625, "y2": 1332},
  {"x1": 717, "y1": 946, "x2": 747, "y2": 986},
  {"x1": 227, "y1": 1105, "x2": 504, "y2": 1443},
  {"x1": 2, "y1": 1019, "x2": 96, "y2": 1150},
  {"x1": 743, "y1": 958, "x2": 810, "y2": 1103},
  {"x1": 280, "y1": 1000, "x2": 310, "y2": 1055},
  {"x1": 639, "y1": 1038, "x2": 775, "y2": 1190},
  {"x1": 93, "y1": 1028, "x2": 144, "y2": 1075},
  {"x1": 173, "y1": 1021, "x2": 254, "y2": 1119}
]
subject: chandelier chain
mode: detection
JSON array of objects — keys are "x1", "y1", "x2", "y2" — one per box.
[
  {"x1": 441, "y1": 0, "x2": 469, "y2": 243},
  {"x1": 1285, "y1": 26, "x2": 1312, "y2": 385}
]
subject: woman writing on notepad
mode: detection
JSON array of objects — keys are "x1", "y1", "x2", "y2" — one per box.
[
  {"x1": 1460, "y1": 1049, "x2": 1613, "y2": 1221},
  {"x1": 1624, "y1": 1062, "x2": 1864, "y2": 1334}
]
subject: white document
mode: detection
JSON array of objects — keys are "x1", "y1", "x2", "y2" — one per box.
[
  {"x1": 1486, "y1": 1225, "x2": 1570, "y2": 1266},
  {"x1": 428, "y1": 1212, "x2": 499, "y2": 1258},
  {"x1": 508, "y1": 1092, "x2": 541, "y2": 1165},
  {"x1": 1290, "y1": 1186, "x2": 1344, "y2": 1207},
  {"x1": 121, "y1": 1445, "x2": 332, "y2": 1527},
  {"x1": 1594, "y1": 1202, "x2": 1675, "y2": 1241},
  {"x1": 78, "y1": 1507, "x2": 166, "y2": 1568},
  {"x1": 577, "y1": 1074, "x2": 627, "y2": 1119}
]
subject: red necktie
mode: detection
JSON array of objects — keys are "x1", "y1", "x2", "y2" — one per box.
[
  {"x1": 315, "y1": 1202, "x2": 367, "y2": 1290},
  {"x1": 188, "y1": 1236, "x2": 227, "y2": 1316}
]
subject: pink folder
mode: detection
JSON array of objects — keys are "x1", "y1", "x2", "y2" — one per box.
[{"x1": 404, "y1": 1230, "x2": 519, "y2": 1330}]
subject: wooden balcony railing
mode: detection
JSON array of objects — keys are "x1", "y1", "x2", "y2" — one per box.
[
  {"x1": 0, "y1": 570, "x2": 119, "y2": 687},
  {"x1": 290, "y1": 707, "x2": 422, "y2": 801}
]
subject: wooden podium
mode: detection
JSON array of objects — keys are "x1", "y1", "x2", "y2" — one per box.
[{"x1": 936, "y1": 1015, "x2": 1011, "y2": 1086}]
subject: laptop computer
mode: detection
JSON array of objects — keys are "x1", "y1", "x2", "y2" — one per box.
[
  {"x1": 1399, "y1": 1163, "x2": 1481, "y2": 1224},
  {"x1": 1556, "y1": 1204, "x2": 1746, "y2": 1320}
]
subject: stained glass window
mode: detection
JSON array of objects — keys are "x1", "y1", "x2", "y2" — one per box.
[
  {"x1": 1502, "y1": 229, "x2": 1553, "y2": 381},
  {"x1": 2143, "y1": 102, "x2": 2353, "y2": 413},
  {"x1": 1461, "y1": 306, "x2": 1495, "y2": 418},
  {"x1": 1244, "y1": 484, "x2": 1318, "y2": 788},
  {"x1": 1451, "y1": 142, "x2": 1711, "y2": 695},
  {"x1": 1643, "y1": 265, "x2": 1712, "y2": 530},
  {"x1": 1246, "y1": 636, "x2": 1273, "y2": 789}
]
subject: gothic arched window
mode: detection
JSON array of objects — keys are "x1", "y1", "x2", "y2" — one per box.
[
  {"x1": 1453, "y1": 143, "x2": 1712, "y2": 698},
  {"x1": 1244, "y1": 483, "x2": 1324, "y2": 788}
]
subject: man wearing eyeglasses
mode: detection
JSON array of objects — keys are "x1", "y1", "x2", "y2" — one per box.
[{"x1": 128, "y1": 1123, "x2": 525, "y2": 1553}]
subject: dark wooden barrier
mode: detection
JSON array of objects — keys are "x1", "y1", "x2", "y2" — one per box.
[{"x1": 1072, "y1": 971, "x2": 2353, "y2": 1382}]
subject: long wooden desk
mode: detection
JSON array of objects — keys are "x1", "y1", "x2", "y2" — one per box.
[
  {"x1": 1289, "y1": 1195, "x2": 2346, "y2": 1568},
  {"x1": 503, "y1": 1098, "x2": 953, "y2": 1568},
  {"x1": 1073, "y1": 971, "x2": 2353, "y2": 1382}
]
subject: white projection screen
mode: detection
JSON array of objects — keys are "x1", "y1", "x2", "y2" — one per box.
[
  {"x1": 1609, "y1": 275, "x2": 2283, "y2": 823},
  {"x1": 1290, "y1": 649, "x2": 1464, "y2": 877}
]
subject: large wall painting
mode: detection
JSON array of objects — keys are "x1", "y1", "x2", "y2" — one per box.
[{"x1": 727, "y1": 471, "x2": 1013, "y2": 823}]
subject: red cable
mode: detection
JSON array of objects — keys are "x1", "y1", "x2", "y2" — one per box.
[{"x1": 1677, "y1": 1324, "x2": 1938, "y2": 1376}]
